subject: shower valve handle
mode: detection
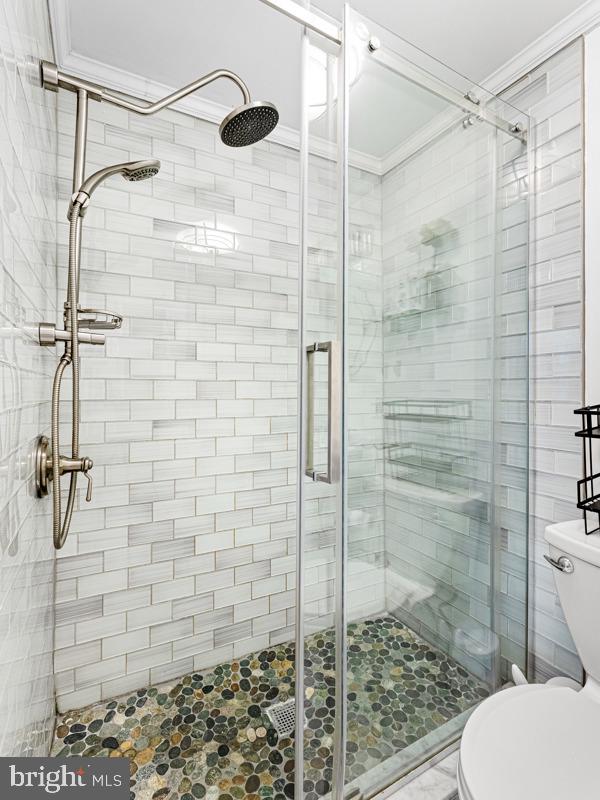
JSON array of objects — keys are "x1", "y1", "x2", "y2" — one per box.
[
  {"x1": 82, "y1": 463, "x2": 93, "y2": 502},
  {"x1": 62, "y1": 454, "x2": 94, "y2": 501},
  {"x1": 34, "y1": 439, "x2": 94, "y2": 502},
  {"x1": 58, "y1": 455, "x2": 94, "y2": 501}
]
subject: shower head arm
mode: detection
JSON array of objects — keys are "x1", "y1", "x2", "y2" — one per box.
[
  {"x1": 41, "y1": 61, "x2": 251, "y2": 115},
  {"x1": 104, "y1": 69, "x2": 251, "y2": 114}
]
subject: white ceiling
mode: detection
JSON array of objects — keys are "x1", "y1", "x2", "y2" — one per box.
[{"x1": 59, "y1": 0, "x2": 586, "y2": 159}]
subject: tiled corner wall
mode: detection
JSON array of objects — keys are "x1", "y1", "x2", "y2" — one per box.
[
  {"x1": 378, "y1": 38, "x2": 585, "y2": 684},
  {"x1": 303, "y1": 151, "x2": 385, "y2": 635},
  {"x1": 501, "y1": 40, "x2": 584, "y2": 681},
  {"x1": 0, "y1": 0, "x2": 57, "y2": 755},
  {"x1": 50, "y1": 35, "x2": 583, "y2": 713},
  {"x1": 53, "y1": 93, "x2": 302, "y2": 712},
  {"x1": 380, "y1": 118, "x2": 529, "y2": 682},
  {"x1": 53, "y1": 90, "x2": 385, "y2": 711},
  {"x1": 346, "y1": 167, "x2": 385, "y2": 618}
]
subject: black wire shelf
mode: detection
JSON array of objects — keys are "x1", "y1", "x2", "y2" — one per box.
[{"x1": 574, "y1": 404, "x2": 600, "y2": 534}]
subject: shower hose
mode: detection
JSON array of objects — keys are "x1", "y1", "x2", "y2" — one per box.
[{"x1": 51, "y1": 199, "x2": 82, "y2": 549}]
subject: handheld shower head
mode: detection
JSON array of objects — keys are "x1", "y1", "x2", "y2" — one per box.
[
  {"x1": 79, "y1": 159, "x2": 161, "y2": 198},
  {"x1": 219, "y1": 101, "x2": 279, "y2": 147},
  {"x1": 69, "y1": 159, "x2": 161, "y2": 219},
  {"x1": 122, "y1": 161, "x2": 161, "y2": 181}
]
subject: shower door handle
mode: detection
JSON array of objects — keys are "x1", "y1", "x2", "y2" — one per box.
[{"x1": 305, "y1": 341, "x2": 340, "y2": 484}]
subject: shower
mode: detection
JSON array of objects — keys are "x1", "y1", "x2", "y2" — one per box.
[{"x1": 34, "y1": 61, "x2": 280, "y2": 548}]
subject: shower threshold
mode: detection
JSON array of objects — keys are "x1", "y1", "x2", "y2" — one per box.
[{"x1": 52, "y1": 616, "x2": 487, "y2": 800}]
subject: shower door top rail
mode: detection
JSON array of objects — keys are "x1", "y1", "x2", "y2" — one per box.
[
  {"x1": 257, "y1": 0, "x2": 342, "y2": 43},
  {"x1": 368, "y1": 44, "x2": 527, "y2": 142},
  {"x1": 256, "y1": 1, "x2": 526, "y2": 141}
]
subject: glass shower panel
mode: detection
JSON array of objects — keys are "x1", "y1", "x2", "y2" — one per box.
[
  {"x1": 296, "y1": 26, "x2": 342, "y2": 800},
  {"x1": 341, "y1": 8, "x2": 530, "y2": 798}
]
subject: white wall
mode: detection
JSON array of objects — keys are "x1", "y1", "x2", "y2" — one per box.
[
  {"x1": 0, "y1": 0, "x2": 57, "y2": 755},
  {"x1": 584, "y1": 25, "x2": 600, "y2": 406}
]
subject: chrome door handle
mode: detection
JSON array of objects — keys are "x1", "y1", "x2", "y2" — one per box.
[
  {"x1": 305, "y1": 341, "x2": 340, "y2": 484},
  {"x1": 544, "y1": 554, "x2": 574, "y2": 574}
]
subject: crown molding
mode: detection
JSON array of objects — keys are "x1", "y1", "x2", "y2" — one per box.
[
  {"x1": 483, "y1": 0, "x2": 600, "y2": 93},
  {"x1": 47, "y1": 0, "x2": 382, "y2": 174},
  {"x1": 48, "y1": 0, "x2": 600, "y2": 179},
  {"x1": 379, "y1": 0, "x2": 600, "y2": 173}
]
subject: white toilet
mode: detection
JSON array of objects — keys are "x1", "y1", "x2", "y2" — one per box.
[{"x1": 457, "y1": 519, "x2": 600, "y2": 800}]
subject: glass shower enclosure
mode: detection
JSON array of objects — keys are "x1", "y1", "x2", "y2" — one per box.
[{"x1": 296, "y1": 5, "x2": 530, "y2": 799}]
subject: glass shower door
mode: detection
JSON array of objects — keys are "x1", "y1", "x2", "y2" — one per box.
[
  {"x1": 296, "y1": 18, "x2": 344, "y2": 800},
  {"x1": 340, "y1": 7, "x2": 530, "y2": 798}
]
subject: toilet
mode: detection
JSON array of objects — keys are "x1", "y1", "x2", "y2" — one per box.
[{"x1": 457, "y1": 519, "x2": 600, "y2": 800}]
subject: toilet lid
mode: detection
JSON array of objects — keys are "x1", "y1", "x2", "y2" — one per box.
[{"x1": 460, "y1": 685, "x2": 600, "y2": 800}]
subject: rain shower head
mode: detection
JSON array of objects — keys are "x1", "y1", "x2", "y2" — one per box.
[
  {"x1": 78, "y1": 159, "x2": 161, "y2": 199},
  {"x1": 219, "y1": 101, "x2": 279, "y2": 147}
]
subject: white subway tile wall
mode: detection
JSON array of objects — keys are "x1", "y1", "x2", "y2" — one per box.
[
  {"x1": 51, "y1": 38, "x2": 584, "y2": 711},
  {"x1": 501, "y1": 40, "x2": 584, "y2": 681},
  {"x1": 53, "y1": 92, "x2": 303, "y2": 711},
  {"x1": 380, "y1": 115, "x2": 530, "y2": 681},
  {"x1": 0, "y1": 0, "x2": 57, "y2": 755},
  {"x1": 377, "y1": 39, "x2": 584, "y2": 683},
  {"x1": 346, "y1": 167, "x2": 385, "y2": 619},
  {"x1": 53, "y1": 89, "x2": 386, "y2": 709}
]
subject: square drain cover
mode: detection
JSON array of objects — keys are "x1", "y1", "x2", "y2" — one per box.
[{"x1": 266, "y1": 698, "x2": 295, "y2": 737}]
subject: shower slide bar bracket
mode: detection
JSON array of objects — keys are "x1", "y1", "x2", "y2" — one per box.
[{"x1": 38, "y1": 321, "x2": 105, "y2": 347}]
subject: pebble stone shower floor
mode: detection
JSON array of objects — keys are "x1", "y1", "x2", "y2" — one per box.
[{"x1": 52, "y1": 616, "x2": 488, "y2": 800}]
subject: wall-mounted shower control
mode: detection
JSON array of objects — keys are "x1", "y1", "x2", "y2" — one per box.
[
  {"x1": 34, "y1": 435, "x2": 94, "y2": 503},
  {"x1": 37, "y1": 56, "x2": 279, "y2": 549}
]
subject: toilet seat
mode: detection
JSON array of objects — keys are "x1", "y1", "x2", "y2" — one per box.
[{"x1": 458, "y1": 684, "x2": 600, "y2": 800}]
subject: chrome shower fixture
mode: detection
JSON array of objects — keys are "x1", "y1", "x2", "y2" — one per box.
[{"x1": 36, "y1": 59, "x2": 278, "y2": 549}]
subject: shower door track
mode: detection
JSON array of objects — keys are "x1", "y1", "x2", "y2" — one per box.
[{"x1": 256, "y1": 0, "x2": 527, "y2": 142}]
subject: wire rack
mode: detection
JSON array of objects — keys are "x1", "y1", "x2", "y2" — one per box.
[{"x1": 575, "y1": 404, "x2": 600, "y2": 534}]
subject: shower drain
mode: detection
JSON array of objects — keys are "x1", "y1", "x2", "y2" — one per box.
[{"x1": 266, "y1": 698, "x2": 296, "y2": 737}]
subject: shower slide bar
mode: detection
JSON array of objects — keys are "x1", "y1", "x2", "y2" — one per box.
[{"x1": 35, "y1": 59, "x2": 279, "y2": 549}]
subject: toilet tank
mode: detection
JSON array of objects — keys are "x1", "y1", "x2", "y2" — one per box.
[{"x1": 545, "y1": 520, "x2": 600, "y2": 682}]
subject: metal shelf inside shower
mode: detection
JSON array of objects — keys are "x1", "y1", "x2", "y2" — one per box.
[
  {"x1": 383, "y1": 399, "x2": 487, "y2": 519},
  {"x1": 78, "y1": 308, "x2": 122, "y2": 330},
  {"x1": 574, "y1": 403, "x2": 600, "y2": 534},
  {"x1": 38, "y1": 308, "x2": 122, "y2": 347}
]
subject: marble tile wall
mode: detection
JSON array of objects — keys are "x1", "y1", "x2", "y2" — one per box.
[
  {"x1": 380, "y1": 117, "x2": 529, "y2": 682},
  {"x1": 50, "y1": 35, "x2": 584, "y2": 715},
  {"x1": 53, "y1": 91, "x2": 385, "y2": 711},
  {"x1": 501, "y1": 40, "x2": 584, "y2": 682},
  {"x1": 0, "y1": 0, "x2": 58, "y2": 755},
  {"x1": 380, "y1": 39, "x2": 584, "y2": 684}
]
